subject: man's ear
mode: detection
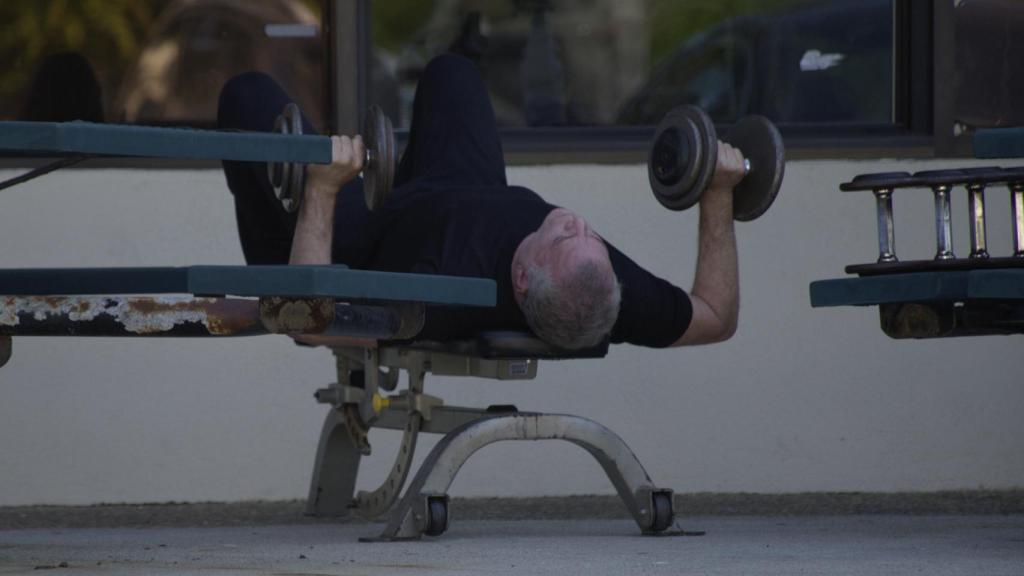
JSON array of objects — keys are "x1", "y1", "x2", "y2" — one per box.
[{"x1": 512, "y1": 262, "x2": 529, "y2": 298}]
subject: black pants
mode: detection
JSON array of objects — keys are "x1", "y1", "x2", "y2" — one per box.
[{"x1": 217, "y1": 54, "x2": 507, "y2": 266}]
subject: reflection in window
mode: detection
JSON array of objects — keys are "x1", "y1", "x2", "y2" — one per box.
[
  {"x1": 370, "y1": 0, "x2": 894, "y2": 129},
  {"x1": 0, "y1": 0, "x2": 326, "y2": 129},
  {"x1": 955, "y1": 0, "x2": 1024, "y2": 129}
]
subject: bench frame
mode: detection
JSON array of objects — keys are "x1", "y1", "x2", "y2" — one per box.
[{"x1": 306, "y1": 337, "x2": 675, "y2": 540}]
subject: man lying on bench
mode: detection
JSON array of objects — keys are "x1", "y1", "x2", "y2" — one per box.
[{"x1": 218, "y1": 54, "x2": 747, "y2": 350}]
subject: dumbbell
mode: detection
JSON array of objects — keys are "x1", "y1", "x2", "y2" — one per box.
[
  {"x1": 840, "y1": 167, "x2": 1024, "y2": 267},
  {"x1": 648, "y1": 105, "x2": 785, "y2": 220},
  {"x1": 266, "y1": 103, "x2": 396, "y2": 212}
]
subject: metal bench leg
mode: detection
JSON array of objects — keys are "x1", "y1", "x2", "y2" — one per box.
[
  {"x1": 366, "y1": 413, "x2": 674, "y2": 540},
  {"x1": 305, "y1": 406, "x2": 364, "y2": 516}
]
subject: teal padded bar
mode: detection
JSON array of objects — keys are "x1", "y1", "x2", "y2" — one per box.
[
  {"x1": 973, "y1": 127, "x2": 1024, "y2": 159},
  {"x1": 0, "y1": 266, "x2": 496, "y2": 307},
  {"x1": 809, "y1": 272, "x2": 970, "y2": 307},
  {"x1": 968, "y1": 269, "x2": 1024, "y2": 299},
  {"x1": 0, "y1": 121, "x2": 332, "y2": 163},
  {"x1": 809, "y1": 269, "x2": 1024, "y2": 308}
]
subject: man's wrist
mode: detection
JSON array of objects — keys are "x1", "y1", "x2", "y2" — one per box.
[
  {"x1": 701, "y1": 186, "x2": 734, "y2": 207},
  {"x1": 303, "y1": 181, "x2": 341, "y2": 206},
  {"x1": 296, "y1": 183, "x2": 339, "y2": 226}
]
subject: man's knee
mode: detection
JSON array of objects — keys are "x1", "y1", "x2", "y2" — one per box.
[
  {"x1": 217, "y1": 71, "x2": 284, "y2": 131},
  {"x1": 423, "y1": 53, "x2": 477, "y2": 77},
  {"x1": 418, "y1": 53, "x2": 485, "y2": 100}
]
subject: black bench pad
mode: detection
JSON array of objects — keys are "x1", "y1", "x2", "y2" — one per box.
[{"x1": 407, "y1": 331, "x2": 609, "y2": 360}]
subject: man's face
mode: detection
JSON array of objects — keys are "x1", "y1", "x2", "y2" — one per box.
[{"x1": 528, "y1": 208, "x2": 611, "y2": 278}]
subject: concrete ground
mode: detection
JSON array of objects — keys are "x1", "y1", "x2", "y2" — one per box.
[{"x1": 1, "y1": 498, "x2": 1022, "y2": 575}]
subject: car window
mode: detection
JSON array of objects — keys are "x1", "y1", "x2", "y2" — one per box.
[{"x1": 370, "y1": 0, "x2": 894, "y2": 129}]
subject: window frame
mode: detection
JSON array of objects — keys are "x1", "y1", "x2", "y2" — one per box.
[
  {"x1": 0, "y1": 0, "x2": 972, "y2": 170},
  {"x1": 342, "y1": 0, "x2": 965, "y2": 164}
]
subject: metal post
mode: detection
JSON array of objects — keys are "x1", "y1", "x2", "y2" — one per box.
[
  {"x1": 1012, "y1": 181, "x2": 1024, "y2": 258},
  {"x1": 931, "y1": 184, "x2": 956, "y2": 260},
  {"x1": 873, "y1": 187, "x2": 898, "y2": 262},
  {"x1": 0, "y1": 335, "x2": 11, "y2": 369},
  {"x1": 305, "y1": 407, "x2": 365, "y2": 516},
  {"x1": 967, "y1": 182, "x2": 990, "y2": 259}
]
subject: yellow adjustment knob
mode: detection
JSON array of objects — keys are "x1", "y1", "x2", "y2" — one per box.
[{"x1": 372, "y1": 393, "x2": 391, "y2": 414}]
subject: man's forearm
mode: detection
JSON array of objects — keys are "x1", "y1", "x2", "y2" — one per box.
[
  {"x1": 289, "y1": 184, "x2": 338, "y2": 265},
  {"x1": 289, "y1": 134, "x2": 364, "y2": 266},
  {"x1": 691, "y1": 187, "x2": 739, "y2": 333}
]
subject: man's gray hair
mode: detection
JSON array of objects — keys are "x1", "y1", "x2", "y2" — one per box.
[{"x1": 520, "y1": 260, "x2": 621, "y2": 350}]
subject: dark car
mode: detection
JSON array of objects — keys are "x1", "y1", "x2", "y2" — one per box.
[{"x1": 617, "y1": 0, "x2": 893, "y2": 126}]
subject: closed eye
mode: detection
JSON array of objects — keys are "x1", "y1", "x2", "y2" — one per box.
[{"x1": 553, "y1": 231, "x2": 602, "y2": 246}]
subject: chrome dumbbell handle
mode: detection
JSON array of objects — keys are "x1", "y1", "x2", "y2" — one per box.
[
  {"x1": 1011, "y1": 181, "x2": 1024, "y2": 258},
  {"x1": 966, "y1": 182, "x2": 990, "y2": 259},
  {"x1": 873, "y1": 188, "x2": 897, "y2": 263},
  {"x1": 837, "y1": 172, "x2": 914, "y2": 264},
  {"x1": 930, "y1": 183, "x2": 956, "y2": 261}
]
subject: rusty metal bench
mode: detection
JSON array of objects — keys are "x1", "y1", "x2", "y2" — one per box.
[{"x1": 0, "y1": 266, "x2": 677, "y2": 540}]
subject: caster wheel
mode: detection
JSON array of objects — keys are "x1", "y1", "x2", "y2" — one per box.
[
  {"x1": 424, "y1": 497, "x2": 449, "y2": 537},
  {"x1": 651, "y1": 492, "x2": 674, "y2": 533}
]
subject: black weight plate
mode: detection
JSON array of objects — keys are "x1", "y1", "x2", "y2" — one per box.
[
  {"x1": 362, "y1": 106, "x2": 380, "y2": 210},
  {"x1": 266, "y1": 103, "x2": 303, "y2": 213},
  {"x1": 839, "y1": 171, "x2": 917, "y2": 192},
  {"x1": 1003, "y1": 166, "x2": 1024, "y2": 183},
  {"x1": 724, "y1": 115, "x2": 784, "y2": 221},
  {"x1": 846, "y1": 256, "x2": 1024, "y2": 276},
  {"x1": 912, "y1": 169, "x2": 968, "y2": 186},
  {"x1": 960, "y1": 166, "x2": 1005, "y2": 186},
  {"x1": 649, "y1": 106, "x2": 707, "y2": 211},
  {"x1": 363, "y1": 105, "x2": 392, "y2": 211},
  {"x1": 267, "y1": 112, "x2": 287, "y2": 201},
  {"x1": 378, "y1": 110, "x2": 389, "y2": 203},
  {"x1": 689, "y1": 105, "x2": 718, "y2": 206},
  {"x1": 284, "y1": 103, "x2": 304, "y2": 213}
]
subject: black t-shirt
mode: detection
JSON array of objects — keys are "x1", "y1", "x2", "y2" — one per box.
[{"x1": 340, "y1": 183, "x2": 692, "y2": 347}]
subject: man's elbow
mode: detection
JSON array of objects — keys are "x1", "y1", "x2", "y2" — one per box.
[
  {"x1": 673, "y1": 316, "x2": 737, "y2": 347},
  {"x1": 718, "y1": 319, "x2": 738, "y2": 342},
  {"x1": 707, "y1": 318, "x2": 737, "y2": 344}
]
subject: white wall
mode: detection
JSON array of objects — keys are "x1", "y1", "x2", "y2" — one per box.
[{"x1": 0, "y1": 161, "x2": 1021, "y2": 506}]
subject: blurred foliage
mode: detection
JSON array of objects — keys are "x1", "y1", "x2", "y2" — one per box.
[
  {"x1": 369, "y1": 0, "x2": 812, "y2": 64},
  {"x1": 0, "y1": 0, "x2": 173, "y2": 99},
  {"x1": 648, "y1": 0, "x2": 809, "y2": 64},
  {"x1": 371, "y1": 0, "x2": 437, "y2": 52},
  {"x1": 0, "y1": 0, "x2": 323, "y2": 118}
]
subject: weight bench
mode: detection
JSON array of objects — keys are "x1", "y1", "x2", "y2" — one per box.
[
  {"x1": 0, "y1": 265, "x2": 676, "y2": 540},
  {"x1": 307, "y1": 332, "x2": 675, "y2": 541}
]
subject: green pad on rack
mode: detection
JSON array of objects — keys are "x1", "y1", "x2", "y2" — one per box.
[
  {"x1": 809, "y1": 269, "x2": 1024, "y2": 308},
  {"x1": 0, "y1": 265, "x2": 496, "y2": 307},
  {"x1": 0, "y1": 121, "x2": 332, "y2": 163}
]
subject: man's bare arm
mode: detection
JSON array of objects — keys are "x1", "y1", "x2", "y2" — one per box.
[
  {"x1": 287, "y1": 135, "x2": 366, "y2": 347},
  {"x1": 672, "y1": 142, "x2": 744, "y2": 346},
  {"x1": 288, "y1": 135, "x2": 364, "y2": 265},
  {"x1": 289, "y1": 182, "x2": 340, "y2": 265}
]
